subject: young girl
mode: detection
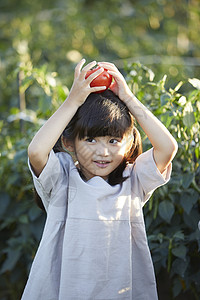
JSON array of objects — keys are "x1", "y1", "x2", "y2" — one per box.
[{"x1": 22, "y1": 59, "x2": 178, "y2": 300}]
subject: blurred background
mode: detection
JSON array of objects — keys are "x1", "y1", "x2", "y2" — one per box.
[{"x1": 0, "y1": 0, "x2": 199, "y2": 299}]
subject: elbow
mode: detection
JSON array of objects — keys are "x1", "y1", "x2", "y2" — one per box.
[
  {"x1": 172, "y1": 138, "x2": 178, "y2": 154},
  {"x1": 28, "y1": 142, "x2": 45, "y2": 163},
  {"x1": 158, "y1": 137, "x2": 178, "y2": 162},
  {"x1": 28, "y1": 143, "x2": 40, "y2": 160},
  {"x1": 28, "y1": 143, "x2": 48, "y2": 177},
  {"x1": 168, "y1": 137, "x2": 178, "y2": 160}
]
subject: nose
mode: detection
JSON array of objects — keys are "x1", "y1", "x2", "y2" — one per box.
[{"x1": 96, "y1": 142, "x2": 109, "y2": 156}]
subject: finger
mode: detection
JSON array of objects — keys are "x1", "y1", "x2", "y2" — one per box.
[
  {"x1": 81, "y1": 60, "x2": 97, "y2": 72},
  {"x1": 107, "y1": 70, "x2": 125, "y2": 91},
  {"x1": 90, "y1": 86, "x2": 107, "y2": 93},
  {"x1": 78, "y1": 60, "x2": 97, "y2": 81},
  {"x1": 109, "y1": 81, "x2": 117, "y2": 90},
  {"x1": 106, "y1": 70, "x2": 117, "y2": 76},
  {"x1": 98, "y1": 62, "x2": 115, "y2": 66},
  {"x1": 98, "y1": 62, "x2": 117, "y2": 71},
  {"x1": 74, "y1": 58, "x2": 86, "y2": 78},
  {"x1": 107, "y1": 70, "x2": 123, "y2": 82},
  {"x1": 98, "y1": 63, "x2": 121, "y2": 78},
  {"x1": 85, "y1": 67, "x2": 104, "y2": 84},
  {"x1": 109, "y1": 82, "x2": 119, "y2": 95}
]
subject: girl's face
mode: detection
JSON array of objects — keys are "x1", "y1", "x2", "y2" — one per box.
[{"x1": 74, "y1": 135, "x2": 132, "y2": 181}]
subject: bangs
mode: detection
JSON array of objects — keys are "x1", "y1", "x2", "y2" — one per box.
[
  {"x1": 63, "y1": 90, "x2": 134, "y2": 140},
  {"x1": 77, "y1": 101, "x2": 132, "y2": 139}
]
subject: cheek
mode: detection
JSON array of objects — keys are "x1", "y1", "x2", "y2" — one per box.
[
  {"x1": 111, "y1": 147, "x2": 126, "y2": 159},
  {"x1": 118, "y1": 142, "x2": 128, "y2": 156},
  {"x1": 120, "y1": 138, "x2": 133, "y2": 155},
  {"x1": 76, "y1": 144, "x2": 94, "y2": 161}
]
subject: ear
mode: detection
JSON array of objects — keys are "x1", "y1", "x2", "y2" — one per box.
[{"x1": 61, "y1": 136, "x2": 75, "y2": 153}]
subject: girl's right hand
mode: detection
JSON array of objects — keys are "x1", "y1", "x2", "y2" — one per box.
[{"x1": 68, "y1": 59, "x2": 106, "y2": 107}]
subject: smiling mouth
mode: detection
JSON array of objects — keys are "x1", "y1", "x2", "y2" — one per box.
[{"x1": 94, "y1": 160, "x2": 111, "y2": 168}]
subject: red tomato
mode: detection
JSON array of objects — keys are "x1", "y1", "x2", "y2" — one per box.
[{"x1": 85, "y1": 66, "x2": 112, "y2": 93}]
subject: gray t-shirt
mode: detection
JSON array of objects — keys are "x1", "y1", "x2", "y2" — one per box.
[{"x1": 22, "y1": 148, "x2": 171, "y2": 300}]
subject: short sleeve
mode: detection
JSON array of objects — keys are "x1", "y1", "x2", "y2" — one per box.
[
  {"x1": 28, "y1": 150, "x2": 68, "y2": 211},
  {"x1": 133, "y1": 148, "x2": 172, "y2": 205}
]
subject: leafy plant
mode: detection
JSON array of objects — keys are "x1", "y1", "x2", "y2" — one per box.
[
  {"x1": 125, "y1": 62, "x2": 200, "y2": 299},
  {"x1": 0, "y1": 62, "x2": 66, "y2": 299}
]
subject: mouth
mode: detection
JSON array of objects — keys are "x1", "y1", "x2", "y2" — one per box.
[{"x1": 93, "y1": 160, "x2": 111, "y2": 168}]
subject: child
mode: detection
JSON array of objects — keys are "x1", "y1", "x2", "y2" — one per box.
[{"x1": 22, "y1": 59, "x2": 178, "y2": 300}]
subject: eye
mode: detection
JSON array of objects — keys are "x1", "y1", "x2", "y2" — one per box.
[
  {"x1": 109, "y1": 138, "x2": 121, "y2": 145},
  {"x1": 85, "y1": 137, "x2": 96, "y2": 143}
]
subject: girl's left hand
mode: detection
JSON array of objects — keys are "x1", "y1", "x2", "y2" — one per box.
[{"x1": 98, "y1": 62, "x2": 133, "y2": 104}]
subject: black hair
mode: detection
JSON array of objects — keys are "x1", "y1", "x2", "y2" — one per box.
[
  {"x1": 63, "y1": 90, "x2": 134, "y2": 141},
  {"x1": 35, "y1": 90, "x2": 142, "y2": 210}
]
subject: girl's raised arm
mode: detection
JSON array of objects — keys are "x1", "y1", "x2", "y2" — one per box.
[
  {"x1": 28, "y1": 59, "x2": 106, "y2": 177},
  {"x1": 98, "y1": 62, "x2": 178, "y2": 173}
]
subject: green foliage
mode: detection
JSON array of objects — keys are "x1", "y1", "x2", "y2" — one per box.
[
  {"x1": 125, "y1": 62, "x2": 200, "y2": 299},
  {"x1": 0, "y1": 123, "x2": 45, "y2": 299}
]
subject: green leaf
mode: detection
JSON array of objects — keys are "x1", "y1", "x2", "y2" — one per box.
[
  {"x1": 172, "y1": 244, "x2": 187, "y2": 260},
  {"x1": 172, "y1": 277, "x2": 182, "y2": 298},
  {"x1": 20, "y1": 77, "x2": 34, "y2": 94},
  {"x1": 174, "y1": 81, "x2": 183, "y2": 92},
  {"x1": 38, "y1": 95, "x2": 52, "y2": 113},
  {"x1": 180, "y1": 190, "x2": 199, "y2": 214},
  {"x1": 173, "y1": 231, "x2": 185, "y2": 241},
  {"x1": 28, "y1": 205, "x2": 42, "y2": 221},
  {"x1": 195, "y1": 147, "x2": 199, "y2": 161},
  {"x1": 0, "y1": 192, "x2": 10, "y2": 217},
  {"x1": 183, "y1": 101, "x2": 195, "y2": 128},
  {"x1": 189, "y1": 78, "x2": 200, "y2": 90},
  {"x1": 14, "y1": 149, "x2": 27, "y2": 163},
  {"x1": 183, "y1": 209, "x2": 200, "y2": 230},
  {"x1": 0, "y1": 248, "x2": 21, "y2": 274},
  {"x1": 19, "y1": 215, "x2": 29, "y2": 224},
  {"x1": 56, "y1": 85, "x2": 69, "y2": 101},
  {"x1": 178, "y1": 96, "x2": 187, "y2": 106},
  {"x1": 158, "y1": 200, "x2": 175, "y2": 223},
  {"x1": 182, "y1": 173, "x2": 194, "y2": 189},
  {"x1": 172, "y1": 258, "x2": 189, "y2": 277},
  {"x1": 160, "y1": 74, "x2": 167, "y2": 90},
  {"x1": 188, "y1": 229, "x2": 200, "y2": 245},
  {"x1": 160, "y1": 113, "x2": 172, "y2": 127}
]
